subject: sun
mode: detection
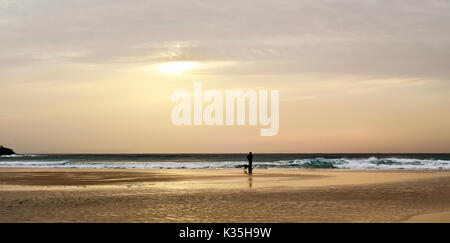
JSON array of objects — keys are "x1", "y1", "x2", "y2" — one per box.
[{"x1": 156, "y1": 61, "x2": 199, "y2": 74}]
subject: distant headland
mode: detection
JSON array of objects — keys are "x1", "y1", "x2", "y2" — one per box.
[{"x1": 0, "y1": 146, "x2": 15, "y2": 155}]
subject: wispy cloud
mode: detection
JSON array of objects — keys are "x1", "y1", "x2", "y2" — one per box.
[{"x1": 1, "y1": 0, "x2": 450, "y2": 81}]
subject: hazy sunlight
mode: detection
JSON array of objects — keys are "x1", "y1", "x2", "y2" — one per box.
[{"x1": 156, "y1": 61, "x2": 199, "y2": 74}]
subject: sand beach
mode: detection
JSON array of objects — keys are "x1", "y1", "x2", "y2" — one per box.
[{"x1": 0, "y1": 168, "x2": 449, "y2": 223}]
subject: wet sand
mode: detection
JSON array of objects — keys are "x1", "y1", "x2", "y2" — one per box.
[{"x1": 0, "y1": 168, "x2": 449, "y2": 222}]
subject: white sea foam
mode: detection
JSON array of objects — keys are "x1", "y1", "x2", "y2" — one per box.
[
  {"x1": 0, "y1": 154, "x2": 43, "y2": 158},
  {"x1": 0, "y1": 161, "x2": 246, "y2": 169},
  {"x1": 0, "y1": 157, "x2": 448, "y2": 170}
]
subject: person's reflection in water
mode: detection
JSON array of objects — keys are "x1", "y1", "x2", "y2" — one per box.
[{"x1": 248, "y1": 176, "x2": 253, "y2": 188}]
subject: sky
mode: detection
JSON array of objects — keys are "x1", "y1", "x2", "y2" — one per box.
[{"x1": 1, "y1": 0, "x2": 450, "y2": 153}]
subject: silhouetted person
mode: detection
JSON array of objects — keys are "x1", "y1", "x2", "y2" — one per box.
[{"x1": 247, "y1": 152, "x2": 253, "y2": 174}]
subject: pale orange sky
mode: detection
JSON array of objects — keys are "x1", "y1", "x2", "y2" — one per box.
[{"x1": 1, "y1": 0, "x2": 450, "y2": 153}]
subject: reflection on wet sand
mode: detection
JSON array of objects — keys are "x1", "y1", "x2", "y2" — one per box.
[{"x1": 1, "y1": 168, "x2": 450, "y2": 222}]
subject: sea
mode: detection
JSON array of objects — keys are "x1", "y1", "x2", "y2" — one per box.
[{"x1": 0, "y1": 153, "x2": 449, "y2": 170}]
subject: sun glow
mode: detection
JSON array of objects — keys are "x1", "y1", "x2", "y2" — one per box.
[{"x1": 156, "y1": 61, "x2": 199, "y2": 74}]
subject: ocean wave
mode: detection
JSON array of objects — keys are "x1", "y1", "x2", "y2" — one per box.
[
  {"x1": 0, "y1": 157, "x2": 449, "y2": 170},
  {"x1": 0, "y1": 154, "x2": 43, "y2": 158},
  {"x1": 0, "y1": 161, "x2": 245, "y2": 169},
  {"x1": 276, "y1": 157, "x2": 450, "y2": 170}
]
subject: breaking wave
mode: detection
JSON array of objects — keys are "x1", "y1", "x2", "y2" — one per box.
[
  {"x1": 0, "y1": 156, "x2": 449, "y2": 170},
  {"x1": 0, "y1": 154, "x2": 43, "y2": 158}
]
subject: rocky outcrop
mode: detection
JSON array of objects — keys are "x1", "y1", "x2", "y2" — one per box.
[{"x1": 0, "y1": 146, "x2": 15, "y2": 155}]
